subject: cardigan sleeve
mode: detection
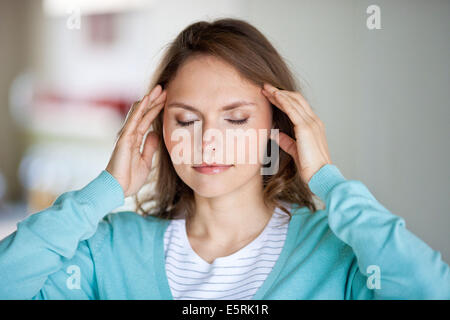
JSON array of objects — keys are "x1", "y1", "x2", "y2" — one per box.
[
  {"x1": 0, "y1": 170, "x2": 125, "y2": 299},
  {"x1": 308, "y1": 164, "x2": 450, "y2": 299}
]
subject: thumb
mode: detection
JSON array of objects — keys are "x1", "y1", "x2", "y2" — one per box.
[
  {"x1": 141, "y1": 131, "x2": 159, "y2": 169},
  {"x1": 273, "y1": 131, "x2": 300, "y2": 169}
]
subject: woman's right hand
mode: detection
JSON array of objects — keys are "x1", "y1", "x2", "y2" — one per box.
[{"x1": 106, "y1": 84, "x2": 166, "y2": 198}]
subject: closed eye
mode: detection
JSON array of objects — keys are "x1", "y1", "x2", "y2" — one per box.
[
  {"x1": 176, "y1": 120, "x2": 197, "y2": 127},
  {"x1": 227, "y1": 118, "x2": 249, "y2": 125},
  {"x1": 176, "y1": 119, "x2": 249, "y2": 127}
]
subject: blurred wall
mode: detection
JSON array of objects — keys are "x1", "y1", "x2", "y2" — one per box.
[{"x1": 0, "y1": 0, "x2": 38, "y2": 201}]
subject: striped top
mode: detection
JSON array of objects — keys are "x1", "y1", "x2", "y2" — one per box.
[{"x1": 163, "y1": 206, "x2": 291, "y2": 300}]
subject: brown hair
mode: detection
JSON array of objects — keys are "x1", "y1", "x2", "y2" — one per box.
[{"x1": 134, "y1": 18, "x2": 318, "y2": 221}]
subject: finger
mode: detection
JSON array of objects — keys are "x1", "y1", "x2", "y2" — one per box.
[
  {"x1": 264, "y1": 83, "x2": 315, "y2": 122},
  {"x1": 141, "y1": 131, "x2": 159, "y2": 169},
  {"x1": 123, "y1": 85, "x2": 163, "y2": 135},
  {"x1": 261, "y1": 86, "x2": 296, "y2": 117},
  {"x1": 126, "y1": 97, "x2": 147, "y2": 124},
  {"x1": 283, "y1": 90, "x2": 318, "y2": 121},
  {"x1": 136, "y1": 91, "x2": 166, "y2": 136},
  {"x1": 285, "y1": 91, "x2": 326, "y2": 131},
  {"x1": 277, "y1": 131, "x2": 300, "y2": 169},
  {"x1": 116, "y1": 98, "x2": 147, "y2": 139},
  {"x1": 262, "y1": 85, "x2": 306, "y2": 126},
  {"x1": 147, "y1": 84, "x2": 164, "y2": 105},
  {"x1": 280, "y1": 90, "x2": 315, "y2": 123},
  {"x1": 126, "y1": 91, "x2": 166, "y2": 155},
  {"x1": 130, "y1": 84, "x2": 162, "y2": 125}
]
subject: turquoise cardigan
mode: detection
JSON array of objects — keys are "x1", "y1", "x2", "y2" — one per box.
[{"x1": 0, "y1": 164, "x2": 449, "y2": 299}]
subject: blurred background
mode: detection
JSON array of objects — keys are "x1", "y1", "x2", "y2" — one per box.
[{"x1": 0, "y1": 0, "x2": 448, "y2": 261}]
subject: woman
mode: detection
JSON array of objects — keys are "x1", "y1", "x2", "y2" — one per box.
[{"x1": 0, "y1": 18, "x2": 449, "y2": 300}]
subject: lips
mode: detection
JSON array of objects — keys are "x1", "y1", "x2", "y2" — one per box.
[
  {"x1": 192, "y1": 162, "x2": 234, "y2": 174},
  {"x1": 192, "y1": 162, "x2": 233, "y2": 168}
]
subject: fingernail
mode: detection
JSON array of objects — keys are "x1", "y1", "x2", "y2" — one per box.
[{"x1": 153, "y1": 84, "x2": 162, "y2": 93}]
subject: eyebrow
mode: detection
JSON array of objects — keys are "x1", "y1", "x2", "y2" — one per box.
[{"x1": 166, "y1": 100, "x2": 257, "y2": 112}]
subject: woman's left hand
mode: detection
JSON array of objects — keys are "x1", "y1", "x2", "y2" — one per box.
[{"x1": 262, "y1": 83, "x2": 332, "y2": 185}]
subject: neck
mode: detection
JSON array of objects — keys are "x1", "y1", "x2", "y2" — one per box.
[{"x1": 186, "y1": 174, "x2": 275, "y2": 246}]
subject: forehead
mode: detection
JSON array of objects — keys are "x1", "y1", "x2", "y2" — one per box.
[{"x1": 166, "y1": 55, "x2": 264, "y2": 110}]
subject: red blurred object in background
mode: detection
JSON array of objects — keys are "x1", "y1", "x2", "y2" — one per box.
[{"x1": 33, "y1": 90, "x2": 133, "y2": 117}]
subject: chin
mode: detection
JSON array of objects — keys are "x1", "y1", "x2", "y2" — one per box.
[
  {"x1": 174, "y1": 164, "x2": 260, "y2": 198},
  {"x1": 189, "y1": 176, "x2": 238, "y2": 198},
  {"x1": 191, "y1": 187, "x2": 232, "y2": 199}
]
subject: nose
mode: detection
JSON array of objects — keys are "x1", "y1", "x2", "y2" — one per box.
[
  {"x1": 202, "y1": 133, "x2": 218, "y2": 164},
  {"x1": 202, "y1": 136, "x2": 217, "y2": 152},
  {"x1": 200, "y1": 120, "x2": 221, "y2": 163}
]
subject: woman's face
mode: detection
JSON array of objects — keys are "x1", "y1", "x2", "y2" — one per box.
[{"x1": 162, "y1": 55, "x2": 273, "y2": 198}]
